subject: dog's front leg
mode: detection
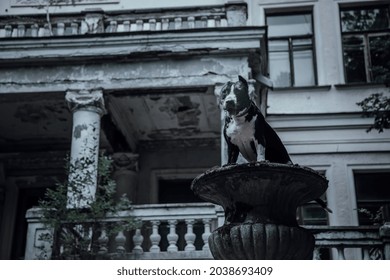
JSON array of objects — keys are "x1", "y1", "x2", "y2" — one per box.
[
  {"x1": 227, "y1": 143, "x2": 240, "y2": 164},
  {"x1": 256, "y1": 144, "x2": 266, "y2": 162}
]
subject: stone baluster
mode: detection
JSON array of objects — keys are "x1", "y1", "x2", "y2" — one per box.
[
  {"x1": 379, "y1": 207, "x2": 390, "y2": 260},
  {"x1": 187, "y1": 16, "x2": 195, "y2": 29},
  {"x1": 202, "y1": 219, "x2": 211, "y2": 251},
  {"x1": 5, "y1": 25, "x2": 12, "y2": 37},
  {"x1": 362, "y1": 248, "x2": 370, "y2": 260},
  {"x1": 115, "y1": 230, "x2": 127, "y2": 253},
  {"x1": 167, "y1": 220, "x2": 179, "y2": 252},
  {"x1": 31, "y1": 24, "x2": 39, "y2": 37},
  {"x1": 380, "y1": 222, "x2": 390, "y2": 260},
  {"x1": 149, "y1": 221, "x2": 161, "y2": 253},
  {"x1": 136, "y1": 20, "x2": 143, "y2": 31},
  {"x1": 71, "y1": 23, "x2": 79, "y2": 35},
  {"x1": 65, "y1": 89, "x2": 106, "y2": 208},
  {"x1": 214, "y1": 16, "x2": 221, "y2": 27},
  {"x1": 17, "y1": 24, "x2": 25, "y2": 37},
  {"x1": 108, "y1": 21, "x2": 117, "y2": 33},
  {"x1": 98, "y1": 225, "x2": 109, "y2": 255},
  {"x1": 123, "y1": 21, "x2": 130, "y2": 32},
  {"x1": 43, "y1": 23, "x2": 51, "y2": 36},
  {"x1": 337, "y1": 247, "x2": 346, "y2": 260},
  {"x1": 225, "y1": 0, "x2": 247, "y2": 27},
  {"x1": 149, "y1": 19, "x2": 156, "y2": 31},
  {"x1": 161, "y1": 18, "x2": 169, "y2": 30},
  {"x1": 132, "y1": 228, "x2": 144, "y2": 254},
  {"x1": 174, "y1": 17, "x2": 182, "y2": 29},
  {"x1": 184, "y1": 219, "x2": 196, "y2": 252},
  {"x1": 57, "y1": 22, "x2": 65, "y2": 36},
  {"x1": 313, "y1": 247, "x2": 321, "y2": 260},
  {"x1": 200, "y1": 16, "x2": 208, "y2": 28}
]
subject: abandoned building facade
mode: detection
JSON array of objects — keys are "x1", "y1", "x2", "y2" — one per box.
[{"x1": 0, "y1": 0, "x2": 389, "y2": 260}]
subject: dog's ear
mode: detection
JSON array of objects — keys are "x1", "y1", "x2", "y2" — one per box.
[{"x1": 238, "y1": 75, "x2": 248, "y2": 88}]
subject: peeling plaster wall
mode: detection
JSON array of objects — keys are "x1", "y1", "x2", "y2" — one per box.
[{"x1": 0, "y1": 56, "x2": 250, "y2": 94}]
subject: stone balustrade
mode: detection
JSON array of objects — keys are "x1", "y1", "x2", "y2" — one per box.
[
  {"x1": 24, "y1": 203, "x2": 390, "y2": 260},
  {"x1": 309, "y1": 225, "x2": 389, "y2": 260},
  {"x1": 0, "y1": 2, "x2": 247, "y2": 38},
  {"x1": 24, "y1": 202, "x2": 225, "y2": 260}
]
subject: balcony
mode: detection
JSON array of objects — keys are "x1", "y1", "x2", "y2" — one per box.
[
  {"x1": 25, "y1": 203, "x2": 390, "y2": 260},
  {"x1": 0, "y1": 3, "x2": 247, "y2": 38}
]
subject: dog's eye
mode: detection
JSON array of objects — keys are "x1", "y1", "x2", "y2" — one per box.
[{"x1": 220, "y1": 83, "x2": 232, "y2": 99}]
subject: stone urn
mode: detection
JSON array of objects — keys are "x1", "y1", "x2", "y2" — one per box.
[{"x1": 191, "y1": 162, "x2": 328, "y2": 260}]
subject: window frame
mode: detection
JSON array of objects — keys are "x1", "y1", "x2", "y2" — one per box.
[
  {"x1": 353, "y1": 170, "x2": 390, "y2": 225},
  {"x1": 339, "y1": 4, "x2": 390, "y2": 84},
  {"x1": 266, "y1": 10, "x2": 318, "y2": 88}
]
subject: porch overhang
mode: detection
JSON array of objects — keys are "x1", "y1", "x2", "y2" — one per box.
[{"x1": 0, "y1": 27, "x2": 267, "y2": 153}]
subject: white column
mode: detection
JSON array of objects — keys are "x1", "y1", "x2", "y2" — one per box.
[
  {"x1": 214, "y1": 84, "x2": 227, "y2": 166},
  {"x1": 112, "y1": 153, "x2": 139, "y2": 202},
  {"x1": 65, "y1": 89, "x2": 106, "y2": 208}
]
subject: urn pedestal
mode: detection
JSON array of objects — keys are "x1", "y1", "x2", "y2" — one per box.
[{"x1": 191, "y1": 162, "x2": 328, "y2": 260}]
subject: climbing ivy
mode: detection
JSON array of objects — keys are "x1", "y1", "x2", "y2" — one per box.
[{"x1": 38, "y1": 155, "x2": 137, "y2": 259}]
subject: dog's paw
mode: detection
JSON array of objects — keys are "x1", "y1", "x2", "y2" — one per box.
[{"x1": 222, "y1": 163, "x2": 238, "y2": 167}]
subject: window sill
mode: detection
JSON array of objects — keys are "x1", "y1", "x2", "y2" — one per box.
[
  {"x1": 334, "y1": 82, "x2": 388, "y2": 89},
  {"x1": 271, "y1": 85, "x2": 331, "y2": 92}
]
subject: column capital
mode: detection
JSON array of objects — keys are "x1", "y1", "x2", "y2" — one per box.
[
  {"x1": 65, "y1": 88, "x2": 106, "y2": 115},
  {"x1": 112, "y1": 153, "x2": 139, "y2": 172}
]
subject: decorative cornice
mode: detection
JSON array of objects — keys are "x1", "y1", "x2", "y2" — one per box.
[
  {"x1": 0, "y1": 27, "x2": 266, "y2": 66},
  {"x1": 65, "y1": 88, "x2": 106, "y2": 115}
]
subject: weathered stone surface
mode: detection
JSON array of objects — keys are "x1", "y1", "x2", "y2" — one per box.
[
  {"x1": 191, "y1": 162, "x2": 328, "y2": 260},
  {"x1": 209, "y1": 223, "x2": 314, "y2": 260},
  {"x1": 192, "y1": 162, "x2": 328, "y2": 226}
]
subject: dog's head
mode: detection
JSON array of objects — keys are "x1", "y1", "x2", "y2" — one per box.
[{"x1": 220, "y1": 76, "x2": 251, "y2": 116}]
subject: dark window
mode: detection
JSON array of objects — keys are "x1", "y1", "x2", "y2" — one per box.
[
  {"x1": 158, "y1": 178, "x2": 203, "y2": 204},
  {"x1": 354, "y1": 172, "x2": 390, "y2": 225},
  {"x1": 340, "y1": 6, "x2": 390, "y2": 83},
  {"x1": 266, "y1": 12, "x2": 317, "y2": 87}
]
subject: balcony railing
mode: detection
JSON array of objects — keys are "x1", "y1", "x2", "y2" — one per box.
[
  {"x1": 309, "y1": 226, "x2": 386, "y2": 260},
  {"x1": 0, "y1": 2, "x2": 247, "y2": 38},
  {"x1": 25, "y1": 203, "x2": 390, "y2": 260}
]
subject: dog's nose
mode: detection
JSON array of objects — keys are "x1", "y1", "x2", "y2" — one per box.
[{"x1": 225, "y1": 100, "x2": 235, "y2": 107}]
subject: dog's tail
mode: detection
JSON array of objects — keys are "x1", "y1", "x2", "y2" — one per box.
[{"x1": 315, "y1": 198, "x2": 333, "y2": 213}]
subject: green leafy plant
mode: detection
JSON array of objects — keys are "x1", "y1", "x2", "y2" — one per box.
[
  {"x1": 356, "y1": 208, "x2": 383, "y2": 225},
  {"x1": 38, "y1": 154, "x2": 137, "y2": 259},
  {"x1": 357, "y1": 92, "x2": 390, "y2": 133}
]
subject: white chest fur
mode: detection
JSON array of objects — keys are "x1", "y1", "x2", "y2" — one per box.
[{"x1": 226, "y1": 115, "x2": 265, "y2": 162}]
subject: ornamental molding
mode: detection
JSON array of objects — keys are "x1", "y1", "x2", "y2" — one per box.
[{"x1": 65, "y1": 88, "x2": 106, "y2": 115}]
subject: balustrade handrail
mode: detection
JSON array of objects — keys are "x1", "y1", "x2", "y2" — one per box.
[
  {"x1": 305, "y1": 225, "x2": 382, "y2": 247},
  {"x1": 0, "y1": 2, "x2": 248, "y2": 38},
  {"x1": 24, "y1": 204, "x2": 389, "y2": 260},
  {"x1": 105, "y1": 202, "x2": 224, "y2": 223}
]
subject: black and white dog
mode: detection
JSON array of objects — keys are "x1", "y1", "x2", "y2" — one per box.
[
  {"x1": 221, "y1": 75, "x2": 291, "y2": 165},
  {"x1": 220, "y1": 76, "x2": 332, "y2": 213}
]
